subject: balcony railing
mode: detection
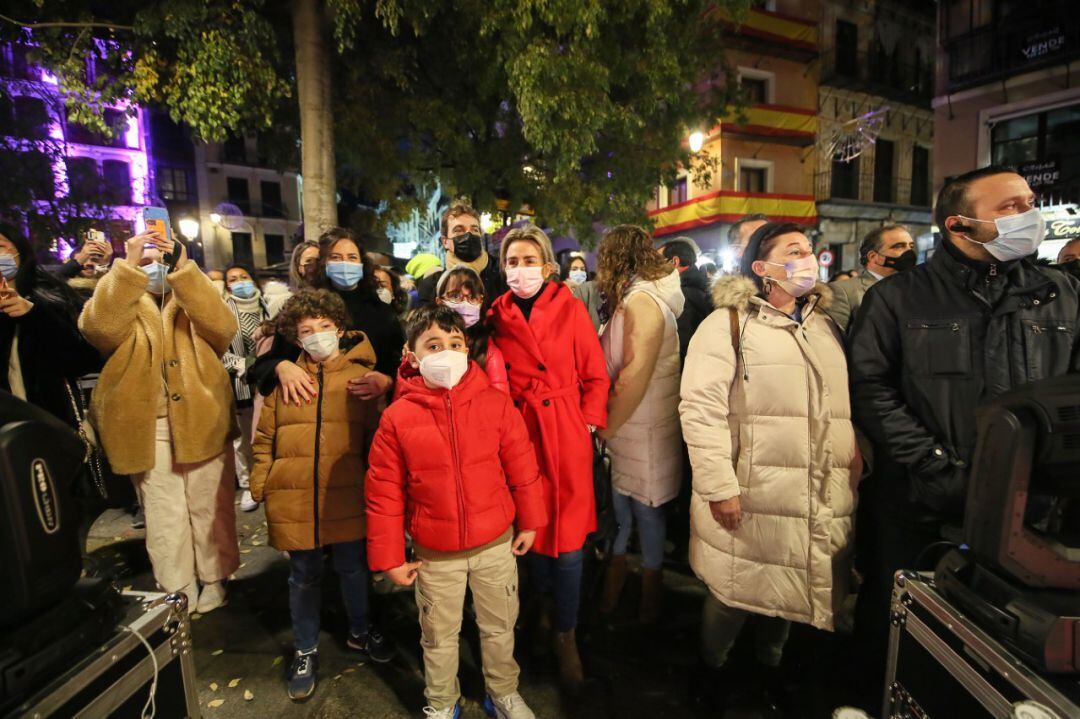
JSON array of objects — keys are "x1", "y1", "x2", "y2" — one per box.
[
  {"x1": 945, "y1": 12, "x2": 1080, "y2": 92},
  {"x1": 649, "y1": 190, "x2": 817, "y2": 238},
  {"x1": 814, "y1": 171, "x2": 931, "y2": 208},
  {"x1": 226, "y1": 200, "x2": 290, "y2": 219},
  {"x1": 821, "y1": 49, "x2": 934, "y2": 106}
]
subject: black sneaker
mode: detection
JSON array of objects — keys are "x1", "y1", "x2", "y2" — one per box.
[
  {"x1": 287, "y1": 650, "x2": 318, "y2": 701},
  {"x1": 346, "y1": 623, "x2": 394, "y2": 663}
]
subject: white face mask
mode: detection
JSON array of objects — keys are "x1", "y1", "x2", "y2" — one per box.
[
  {"x1": 376, "y1": 287, "x2": 393, "y2": 304},
  {"x1": 301, "y1": 331, "x2": 340, "y2": 361},
  {"x1": 418, "y1": 349, "x2": 468, "y2": 389},
  {"x1": 957, "y1": 208, "x2": 1046, "y2": 262},
  {"x1": 763, "y1": 255, "x2": 818, "y2": 298}
]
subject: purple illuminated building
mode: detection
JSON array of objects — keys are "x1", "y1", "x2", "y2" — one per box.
[{"x1": 0, "y1": 40, "x2": 151, "y2": 259}]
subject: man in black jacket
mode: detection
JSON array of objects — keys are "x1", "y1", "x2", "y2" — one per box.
[
  {"x1": 416, "y1": 202, "x2": 506, "y2": 302},
  {"x1": 660, "y1": 237, "x2": 713, "y2": 361},
  {"x1": 848, "y1": 165, "x2": 1080, "y2": 709}
]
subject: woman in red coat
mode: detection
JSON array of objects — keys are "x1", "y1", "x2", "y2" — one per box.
[{"x1": 488, "y1": 224, "x2": 609, "y2": 691}]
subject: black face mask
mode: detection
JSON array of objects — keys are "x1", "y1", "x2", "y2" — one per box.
[
  {"x1": 1056, "y1": 259, "x2": 1080, "y2": 279},
  {"x1": 881, "y1": 249, "x2": 917, "y2": 273},
  {"x1": 452, "y1": 232, "x2": 484, "y2": 262}
]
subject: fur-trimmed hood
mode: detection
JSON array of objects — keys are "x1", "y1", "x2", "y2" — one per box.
[{"x1": 710, "y1": 273, "x2": 833, "y2": 312}]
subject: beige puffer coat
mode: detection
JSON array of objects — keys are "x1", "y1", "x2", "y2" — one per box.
[
  {"x1": 679, "y1": 275, "x2": 860, "y2": 631},
  {"x1": 600, "y1": 270, "x2": 685, "y2": 506}
]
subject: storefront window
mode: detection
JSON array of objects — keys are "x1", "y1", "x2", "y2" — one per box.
[{"x1": 991, "y1": 104, "x2": 1080, "y2": 200}]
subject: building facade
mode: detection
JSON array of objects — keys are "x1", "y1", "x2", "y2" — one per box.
[
  {"x1": 1, "y1": 40, "x2": 151, "y2": 258},
  {"x1": 935, "y1": 0, "x2": 1080, "y2": 261},
  {"x1": 816, "y1": 0, "x2": 936, "y2": 270},
  {"x1": 647, "y1": 1, "x2": 821, "y2": 267}
]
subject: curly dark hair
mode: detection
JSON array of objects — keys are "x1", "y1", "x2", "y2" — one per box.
[
  {"x1": 276, "y1": 289, "x2": 349, "y2": 343},
  {"x1": 596, "y1": 224, "x2": 671, "y2": 315}
]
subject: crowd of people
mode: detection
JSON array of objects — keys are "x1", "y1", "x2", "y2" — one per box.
[{"x1": 2, "y1": 164, "x2": 1080, "y2": 718}]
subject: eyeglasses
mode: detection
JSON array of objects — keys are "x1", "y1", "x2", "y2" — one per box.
[{"x1": 442, "y1": 291, "x2": 482, "y2": 304}]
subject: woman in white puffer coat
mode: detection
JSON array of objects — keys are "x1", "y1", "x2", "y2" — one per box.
[
  {"x1": 680, "y1": 222, "x2": 861, "y2": 697},
  {"x1": 595, "y1": 225, "x2": 685, "y2": 624}
]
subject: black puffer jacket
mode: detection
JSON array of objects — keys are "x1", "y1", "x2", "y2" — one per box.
[
  {"x1": 850, "y1": 238, "x2": 1080, "y2": 519},
  {"x1": 675, "y1": 266, "x2": 713, "y2": 361}
]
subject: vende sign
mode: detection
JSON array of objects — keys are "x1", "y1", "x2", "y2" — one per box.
[{"x1": 1019, "y1": 159, "x2": 1060, "y2": 189}]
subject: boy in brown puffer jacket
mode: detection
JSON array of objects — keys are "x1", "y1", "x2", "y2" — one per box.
[{"x1": 249, "y1": 289, "x2": 393, "y2": 702}]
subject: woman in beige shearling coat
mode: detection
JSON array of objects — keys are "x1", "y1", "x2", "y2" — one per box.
[
  {"x1": 80, "y1": 231, "x2": 240, "y2": 614},
  {"x1": 679, "y1": 222, "x2": 860, "y2": 691}
]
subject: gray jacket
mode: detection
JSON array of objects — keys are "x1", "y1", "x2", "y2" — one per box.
[{"x1": 825, "y1": 269, "x2": 877, "y2": 334}]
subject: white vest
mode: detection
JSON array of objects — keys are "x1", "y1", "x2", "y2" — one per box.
[{"x1": 600, "y1": 276, "x2": 684, "y2": 507}]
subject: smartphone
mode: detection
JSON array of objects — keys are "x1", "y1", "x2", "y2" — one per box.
[
  {"x1": 142, "y1": 207, "x2": 180, "y2": 270},
  {"x1": 86, "y1": 229, "x2": 105, "y2": 245}
]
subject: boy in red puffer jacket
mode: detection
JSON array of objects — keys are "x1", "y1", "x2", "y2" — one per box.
[{"x1": 366, "y1": 305, "x2": 546, "y2": 719}]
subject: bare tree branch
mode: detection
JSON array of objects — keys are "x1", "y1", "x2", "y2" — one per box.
[{"x1": 0, "y1": 14, "x2": 135, "y2": 32}]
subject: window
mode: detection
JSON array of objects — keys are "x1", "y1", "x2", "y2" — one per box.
[
  {"x1": 835, "y1": 20, "x2": 858, "y2": 77},
  {"x1": 742, "y1": 77, "x2": 768, "y2": 105},
  {"x1": 671, "y1": 177, "x2": 688, "y2": 205},
  {"x1": 911, "y1": 146, "x2": 930, "y2": 206},
  {"x1": 738, "y1": 68, "x2": 774, "y2": 105},
  {"x1": 739, "y1": 166, "x2": 767, "y2": 193},
  {"x1": 264, "y1": 233, "x2": 285, "y2": 265},
  {"x1": 831, "y1": 156, "x2": 860, "y2": 200},
  {"x1": 223, "y1": 136, "x2": 247, "y2": 164},
  {"x1": 158, "y1": 166, "x2": 195, "y2": 202},
  {"x1": 102, "y1": 160, "x2": 131, "y2": 205},
  {"x1": 991, "y1": 104, "x2": 1080, "y2": 199},
  {"x1": 3, "y1": 43, "x2": 40, "y2": 81},
  {"x1": 103, "y1": 109, "x2": 130, "y2": 148},
  {"x1": 23, "y1": 151, "x2": 55, "y2": 199},
  {"x1": 232, "y1": 232, "x2": 254, "y2": 266},
  {"x1": 66, "y1": 157, "x2": 100, "y2": 202},
  {"x1": 260, "y1": 180, "x2": 284, "y2": 218},
  {"x1": 226, "y1": 177, "x2": 251, "y2": 214},
  {"x1": 13, "y1": 96, "x2": 48, "y2": 139},
  {"x1": 873, "y1": 139, "x2": 895, "y2": 203}
]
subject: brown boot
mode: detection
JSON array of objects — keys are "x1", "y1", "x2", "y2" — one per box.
[
  {"x1": 553, "y1": 629, "x2": 585, "y2": 693},
  {"x1": 639, "y1": 567, "x2": 664, "y2": 625},
  {"x1": 597, "y1": 554, "x2": 629, "y2": 615}
]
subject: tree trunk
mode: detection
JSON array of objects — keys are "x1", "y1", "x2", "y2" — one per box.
[{"x1": 293, "y1": 0, "x2": 337, "y2": 241}]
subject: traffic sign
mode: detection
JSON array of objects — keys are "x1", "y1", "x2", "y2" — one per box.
[{"x1": 818, "y1": 249, "x2": 835, "y2": 267}]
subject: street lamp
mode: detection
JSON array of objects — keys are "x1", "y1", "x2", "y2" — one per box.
[
  {"x1": 688, "y1": 131, "x2": 705, "y2": 153},
  {"x1": 178, "y1": 217, "x2": 200, "y2": 243},
  {"x1": 209, "y1": 212, "x2": 222, "y2": 225}
]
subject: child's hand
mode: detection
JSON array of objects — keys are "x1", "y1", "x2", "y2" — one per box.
[
  {"x1": 348, "y1": 371, "x2": 393, "y2": 400},
  {"x1": 385, "y1": 560, "x2": 423, "y2": 586},
  {"x1": 511, "y1": 529, "x2": 536, "y2": 556}
]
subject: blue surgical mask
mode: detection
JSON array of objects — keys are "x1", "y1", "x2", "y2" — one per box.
[
  {"x1": 326, "y1": 261, "x2": 364, "y2": 290},
  {"x1": 230, "y1": 280, "x2": 257, "y2": 299},
  {"x1": 568, "y1": 269, "x2": 587, "y2": 284},
  {"x1": 141, "y1": 262, "x2": 171, "y2": 294},
  {"x1": 0, "y1": 254, "x2": 18, "y2": 280}
]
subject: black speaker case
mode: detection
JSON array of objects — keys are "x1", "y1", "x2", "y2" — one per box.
[
  {"x1": 7, "y1": 591, "x2": 200, "y2": 719},
  {"x1": 884, "y1": 572, "x2": 1080, "y2": 719}
]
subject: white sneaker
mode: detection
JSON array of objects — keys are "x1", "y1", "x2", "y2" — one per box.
[
  {"x1": 178, "y1": 581, "x2": 199, "y2": 614},
  {"x1": 421, "y1": 705, "x2": 459, "y2": 719},
  {"x1": 488, "y1": 693, "x2": 535, "y2": 719},
  {"x1": 196, "y1": 581, "x2": 227, "y2": 614},
  {"x1": 240, "y1": 490, "x2": 258, "y2": 512}
]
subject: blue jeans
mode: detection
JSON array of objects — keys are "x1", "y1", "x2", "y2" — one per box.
[
  {"x1": 611, "y1": 492, "x2": 667, "y2": 570},
  {"x1": 288, "y1": 540, "x2": 369, "y2": 653},
  {"x1": 526, "y1": 548, "x2": 584, "y2": 633}
]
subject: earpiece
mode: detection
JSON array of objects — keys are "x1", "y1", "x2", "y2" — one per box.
[{"x1": 949, "y1": 222, "x2": 970, "y2": 234}]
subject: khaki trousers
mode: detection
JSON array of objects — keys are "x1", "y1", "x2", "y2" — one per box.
[
  {"x1": 133, "y1": 417, "x2": 240, "y2": 592},
  {"x1": 415, "y1": 530, "x2": 520, "y2": 709}
]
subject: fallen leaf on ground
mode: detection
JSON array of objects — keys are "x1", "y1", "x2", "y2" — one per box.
[
  {"x1": 272, "y1": 656, "x2": 283, "y2": 667},
  {"x1": 212, "y1": 649, "x2": 223, "y2": 656},
  {"x1": 209, "y1": 682, "x2": 218, "y2": 691},
  {"x1": 343, "y1": 668, "x2": 355, "y2": 674},
  {"x1": 334, "y1": 674, "x2": 342, "y2": 680},
  {"x1": 251, "y1": 540, "x2": 262, "y2": 546},
  {"x1": 208, "y1": 699, "x2": 224, "y2": 708},
  {"x1": 228, "y1": 678, "x2": 240, "y2": 688},
  {"x1": 240, "y1": 549, "x2": 251, "y2": 555},
  {"x1": 243, "y1": 690, "x2": 254, "y2": 701}
]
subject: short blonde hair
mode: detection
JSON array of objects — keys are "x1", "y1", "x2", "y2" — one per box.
[{"x1": 500, "y1": 224, "x2": 556, "y2": 268}]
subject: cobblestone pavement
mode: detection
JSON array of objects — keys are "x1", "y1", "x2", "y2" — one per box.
[{"x1": 85, "y1": 496, "x2": 857, "y2": 719}]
